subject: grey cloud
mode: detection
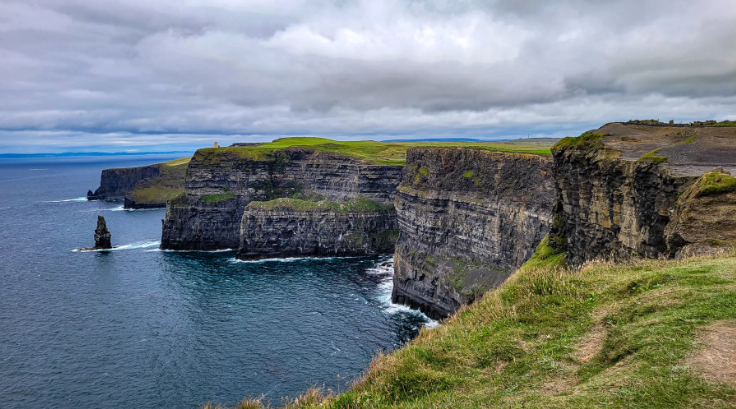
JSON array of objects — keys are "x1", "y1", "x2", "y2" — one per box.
[{"x1": 0, "y1": 0, "x2": 735, "y2": 152}]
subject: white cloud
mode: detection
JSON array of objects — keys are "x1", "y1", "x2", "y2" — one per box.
[{"x1": 0, "y1": 0, "x2": 735, "y2": 152}]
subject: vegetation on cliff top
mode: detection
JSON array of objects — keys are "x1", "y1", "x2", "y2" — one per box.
[
  {"x1": 201, "y1": 192, "x2": 236, "y2": 203},
  {"x1": 638, "y1": 148, "x2": 668, "y2": 164},
  {"x1": 128, "y1": 157, "x2": 190, "y2": 205},
  {"x1": 195, "y1": 137, "x2": 554, "y2": 166},
  {"x1": 698, "y1": 172, "x2": 736, "y2": 195},
  {"x1": 247, "y1": 196, "x2": 394, "y2": 213},
  {"x1": 553, "y1": 132, "x2": 610, "y2": 150},
  {"x1": 211, "y1": 247, "x2": 736, "y2": 408}
]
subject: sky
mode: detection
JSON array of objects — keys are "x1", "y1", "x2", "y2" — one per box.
[{"x1": 1, "y1": 0, "x2": 735, "y2": 153}]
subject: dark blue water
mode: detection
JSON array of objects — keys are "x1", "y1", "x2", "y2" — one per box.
[{"x1": 0, "y1": 156, "x2": 432, "y2": 408}]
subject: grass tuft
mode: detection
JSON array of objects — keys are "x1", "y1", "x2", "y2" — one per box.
[
  {"x1": 201, "y1": 192, "x2": 236, "y2": 203},
  {"x1": 247, "y1": 196, "x2": 393, "y2": 213},
  {"x1": 698, "y1": 172, "x2": 736, "y2": 195},
  {"x1": 639, "y1": 148, "x2": 668, "y2": 164}
]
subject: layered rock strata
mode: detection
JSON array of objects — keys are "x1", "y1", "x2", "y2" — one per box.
[
  {"x1": 549, "y1": 123, "x2": 736, "y2": 265},
  {"x1": 237, "y1": 199, "x2": 398, "y2": 260},
  {"x1": 392, "y1": 148, "x2": 555, "y2": 319},
  {"x1": 664, "y1": 169, "x2": 736, "y2": 258},
  {"x1": 88, "y1": 164, "x2": 160, "y2": 200},
  {"x1": 161, "y1": 147, "x2": 402, "y2": 250},
  {"x1": 161, "y1": 194, "x2": 246, "y2": 250},
  {"x1": 87, "y1": 159, "x2": 189, "y2": 208}
]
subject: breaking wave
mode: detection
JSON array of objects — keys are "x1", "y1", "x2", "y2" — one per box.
[
  {"x1": 46, "y1": 197, "x2": 89, "y2": 203},
  {"x1": 73, "y1": 240, "x2": 160, "y2": 252}
]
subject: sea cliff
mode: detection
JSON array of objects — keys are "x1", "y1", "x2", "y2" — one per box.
[
  {"x1": 87, "y1": 157, "x2": 190, "y2": 208},
  {"x1": 88, "y1": 164, "x2": 161, "y2": 201},
  {"x1": 391, "y1": 147, "x2": 554, "y2": 319},
  {"x1": 237, "y1": 197, "x2": 398, "y2": 260},
  {"x1": 549, "y1": 122, "x2": 736, "y2": 265},
  {"x1": 160, "y1": 145, "x2": 403, "y2": 251}
]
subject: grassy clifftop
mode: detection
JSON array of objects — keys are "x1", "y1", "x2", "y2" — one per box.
[
  {"x1": 128, "y1": 157, "x2": 190, "y2": 205},
  {"x1": 195, "y1": 137, "x2": 555, "y2": 166},
  {"x1": 212, "y1": 243, "x2": 736, "y2": 408}
]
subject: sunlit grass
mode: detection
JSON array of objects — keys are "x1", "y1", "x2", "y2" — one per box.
[{"x1": 212, "y1": 248, "x2": 736, "y2": 408}]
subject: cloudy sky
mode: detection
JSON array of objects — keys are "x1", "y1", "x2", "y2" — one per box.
[{"x1": 2, "y1": 0, "x2": 735, "y2": 153}]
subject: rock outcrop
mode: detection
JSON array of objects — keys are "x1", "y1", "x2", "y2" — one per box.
[
  {"x1": 161, "y1": 147, "x2": 402, "y2": 250},
  {"x1": 664, "y1": 169, "x2": 736, "y2": 258},
  {"x1": 237, "y1": 198, "x2": 398, "y2": 260},
  {"x1": 94, "y1": 215, "x2": 112, "y2": 249},
  {"x1": 391, "y1": 147, "x2": 555, "y2": 319},
  {"x1": 87, "y1": 158, "x2": 189, "y2": 208},
  {"x1": 87, "y1": 164, "x2": 161, "y2": 201},
  {"x1": 549, "y1": 123, "x2": 736, "y2": 266},
  {"x1": 161, "y1": 193, "x2": 246, "y2": 251}
]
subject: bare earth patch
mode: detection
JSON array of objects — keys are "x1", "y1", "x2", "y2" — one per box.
[
  {"x1": 685, "y1": 320, "x2": 736, "y2": 386},
  {"x1": 575, "y1": 323, "x2": 606, "y2": 364}
]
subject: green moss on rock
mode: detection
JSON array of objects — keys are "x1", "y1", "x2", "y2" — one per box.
[
  {"x1": 201, "y1": 192, "x2": 236, "y2": 203},
  {"x1": 247, "y1": 196, "x2": 394, "y2": 213},
  {"x1": 698, "y1": 172, "x2": 736, "y2": 195}
]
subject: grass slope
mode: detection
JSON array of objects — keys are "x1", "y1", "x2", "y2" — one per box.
[
  {"x1": 128, "y1": 157, "x2": 191, "y2": 204},
  {"x1": 197, "y1": 137, "x2": 555, "y2": 166},
  {"x1": 212, "y1": 247, "x2": 736, "y2": 408},
  {"x1": 247, "y1": 196, "x2": 394, "y2": 213}
]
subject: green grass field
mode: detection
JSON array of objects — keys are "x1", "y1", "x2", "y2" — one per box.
[
  {"x1": 207, "y1": 242, "x2": 736, "y2": 408},
  {"x1": 197, "y1": 137, "x2": 556, "y2": 166}
]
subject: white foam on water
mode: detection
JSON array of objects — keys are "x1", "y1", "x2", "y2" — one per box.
[
  {"x1": 82, "y1": 204, "x2": 125, "y2": 212},
  {"x1": 229, "y1": 255, "x2": 360, "y2": 264},
  {"x1": 29, "y1": 168, "x2": 48, "y2": 171},
  {"x1": 46, "y1": 197, "x2": 89, "y2": 203},
  {"x1": 368, "y1": 258, "x2": 439, "y2": 328},
  {"x1": 115, "y1": 240, "x2": 161, "y2": 250},
  {"x1": 72, "y1": 240, "x2": 160, "y2": 252},
  {"x1": 151, "y1": 248, "x2": 234, "y2": 253}
]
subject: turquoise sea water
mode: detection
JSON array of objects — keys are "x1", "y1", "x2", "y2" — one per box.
[{"x1": 0, "y1": 156, "x2": 432, "y2": 408}]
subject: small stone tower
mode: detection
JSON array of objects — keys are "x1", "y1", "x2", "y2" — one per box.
[{"x1": 214, "y1": 142, "x2": 219, "y2": 148}]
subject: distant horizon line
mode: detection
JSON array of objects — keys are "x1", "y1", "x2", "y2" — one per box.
[{"x1": 0, "y1": 151, "x2": 194, "y2": 158}]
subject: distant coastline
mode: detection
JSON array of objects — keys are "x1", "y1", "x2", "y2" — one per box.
[{"x1": 0, "y1": 151, "x2": 193, "y2": 159}]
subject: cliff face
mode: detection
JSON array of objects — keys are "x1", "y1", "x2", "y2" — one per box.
[
  {"x1": 664, "y1": 170, "x2": 736, "y2": 258},
  {"x1": 87, "y1": 158, "x2": 190, "y2": 207},
  {"x1": 238, "y1": 201, "x2": 398, "y2": 260},
  {"x1": 88, "y1": 165, "x2": 161, "y2": 200},
  {"x1": 161, "y1": 147, "x2": 402, "y2": 250},
  {"x1": 183, "y1": 148, "x2": 401, "y2": 205},
  {"x1": 392, "y1": 148, "x2": 554, "y2": 319},
  {"x1": 160, "y1": 194, "x2": 246, "y2": 250},
  {"x1": 549, "y1": 123, "x2": 736, "y2": 265}
]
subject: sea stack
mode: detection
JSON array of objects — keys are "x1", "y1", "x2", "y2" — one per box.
[{"x1": 94, "y1": 215, "x2": 112, "y2": 249}]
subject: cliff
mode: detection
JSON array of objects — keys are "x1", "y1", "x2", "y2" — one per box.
[
  {"x1": 665, "y1": 169, "x2": 736, "y2": 257},
  {"x1": 550, "y1": 123, "x2": 736, "y2": 265},
  {"x1": 160, "y1": 193, "x2": 246, "y2": 250},
  {"x1": 237, "y1": 197, "x2": 398, "y2": 260},
  {"x1": 125, "y1": 157, "x2": 190, "y2": 208},
  {"x1": 391, "y1": 147, "x2": 554, "y2": 319},
  {"x1": 88, "y1": 164, "x2": 161, "y2": 200},
  {"x1": 161, "y1": 145, "x2": 403, "y2": 250},
  {"x1": 87, "y1": 157, "x2": 190, "y2": 208}
]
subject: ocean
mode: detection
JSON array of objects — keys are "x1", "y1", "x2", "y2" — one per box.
[{"x1": 0, "y1": 155, "x2": 432, "y2": 408}]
